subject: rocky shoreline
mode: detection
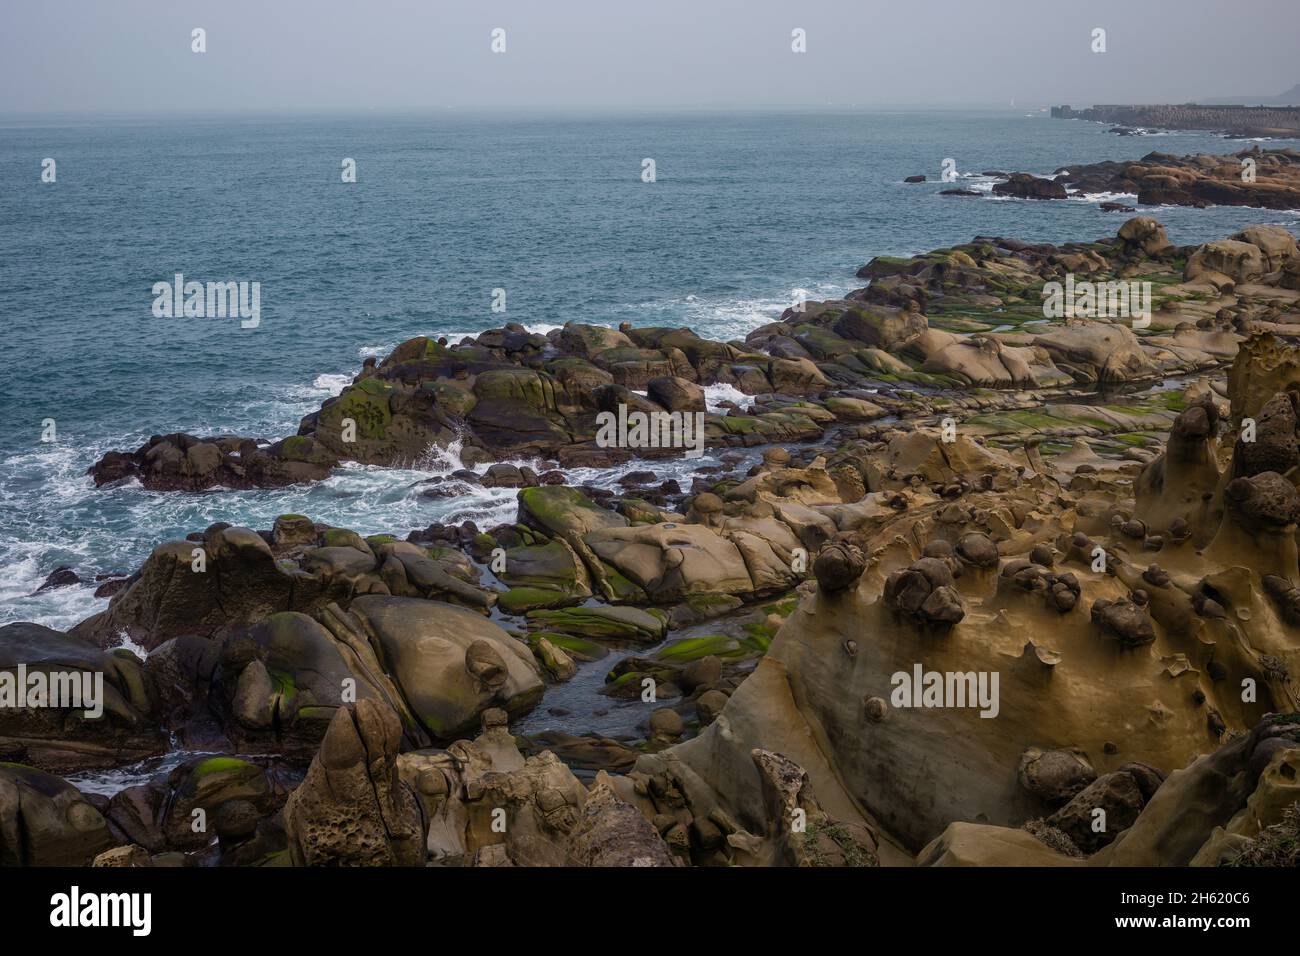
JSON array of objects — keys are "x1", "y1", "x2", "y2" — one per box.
[
  {"x1": 5, "y1": 216, "x2": 1300, "y2": 867},
  {"x1": 917, "y1": 148, "x2": 1300, "y2": 211},
  {"x1": 1052, "y1": 103, "x2": 1300, "y2": 139},
  {"x1": 1057, "y1": 147, "x2": 1300, "y2": 210}
]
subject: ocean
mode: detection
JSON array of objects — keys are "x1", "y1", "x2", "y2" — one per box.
[{"x1": 3, "y1": 108, "x2": 1298, "y2": 630}]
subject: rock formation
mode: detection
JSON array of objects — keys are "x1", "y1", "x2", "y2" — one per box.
[{"x1": 11, "y1": 217, "x2": 1300, "y2": 871}]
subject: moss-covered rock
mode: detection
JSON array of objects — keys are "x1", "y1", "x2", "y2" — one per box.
[
  {"x1": 424, "y1": 381, "x2": 477, "y2": 418},
  {"x1": 526, "y1": 605, "x2": 668, "y2": 644},
  {"x1": 518, "y1": 486, "x2": 628, "y2": 539},
  {"x1": 163, "y1": 755, "x2": 281, "y2": 850},
  {"x1": 655, "y1": 634, "x2": 746, "y2": 663},
  {"x1": 326, "y1": 379, "x2": 394, "y2": 441},
  {"x1": 320, "y1": 527, "x2": 373, "y2": 553},
  {"x1": 525, "y1": 630, "x2": 609, "y2": 662},
  {"x1": 498, "y1": 540, "x2": 591, "y2": 598},
  {"x1": 499, "y1": 586, "x2": 581, "y2": 615},
  {"x1": 0, "y1": 621, "x2": 165, "y2": 774}
]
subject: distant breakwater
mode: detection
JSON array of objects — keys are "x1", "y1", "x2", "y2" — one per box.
[{"x1": 1052, "y1": 104, "x2": 1300, "y2": 136}]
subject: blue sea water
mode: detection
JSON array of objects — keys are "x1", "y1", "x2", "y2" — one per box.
[{"x1": 2, "y1": 108, "x2": 1298, "y2": 630}]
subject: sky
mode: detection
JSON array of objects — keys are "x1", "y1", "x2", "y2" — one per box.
[{"x1": 1, "y1": 0, "x2": 1296, "y2": 114}]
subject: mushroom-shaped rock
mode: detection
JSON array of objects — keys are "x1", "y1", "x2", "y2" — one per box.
[
  {"x1": 1117, "y1": 216, "x2": 1173, "y2": 257},
  {"x1": 762, "y1": 448, "x2": 792, "y2": 470},
  {"x1": 814, "y1": 541, "x2": 866, "y2": 593},
  {"x1": 1205, "y1": 471, "x2": 1300, "y2": 579},
  {"x1": 687, "y1": 492, "x2": 725, "y2": 525},
  {"x1": 1134, "y1": 404, "x2": 1223, "y2": 543}
]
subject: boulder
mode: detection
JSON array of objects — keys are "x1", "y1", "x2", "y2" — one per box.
[
  {"x1": 1231, "y1": 224, "x2": 1297, "y2": 272},
  {"x1": 813, "y1": 541, "x2": 866, "y2": 593},
  {"x1": 584, "y1": 522, "x2": 759, "y2": 601},
  {"x1": 0, "y1": 622, "x2": 164, "y2": 773},
  {"x1": 1045, "y1": 770, "x2": 1147, "y2": 853},
  {"x1": 160, "y1": 755, "x2": 290, "y2": 851},
  {"x1": 1090, "y1": 598, "x2": 1157, "y2": 647},
  {"x1": 993, "y1": 173, "x2": 1067, "y2": 200},
  {"x1": 0, "y1": 764, "x2": 115, "y2": 866},
  {"x1": 1186, "y1": 240, "x2": 1266, "y2": 284},
  {"x1": 340, "y1": 596, "x2": 544, "y2": 742},
  {"x1": 1233, "y1": 392, "x2": 1300, "y2": 478},
  {"x1": 283, "y1": 700, "x2": 424, "y2": 866},
  {"x1": 568, "y1": 779, "x2": 678, "y2": 866},
  {"x1": 1117, "y1": 216, "x2": 1173, "y2": 257},
  {"x1": 73, "y1": 526, "x2": 326, "y2": 649},
  {"x1": 831, "y1": 304, "x2": 927, "y2": 350},
  {"x1": 218, "y1": 611, "x2": 372, "y2": 756},
  {"x1": 647, "y1": 376, "x2": 706, "y2": 413},
  {"x1": 884, "y1": 557, "x2": 965, "y2": 627},
  {"x1": 1018, "y1": 747, "x2": 1097, "y2": 803}
]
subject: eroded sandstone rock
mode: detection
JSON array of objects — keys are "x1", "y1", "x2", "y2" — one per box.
[{"x1": 283, "y1": 700, "x2": 424, "y2": 866}]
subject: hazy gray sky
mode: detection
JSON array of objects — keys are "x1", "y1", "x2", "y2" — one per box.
[{"x1": 1, "y1": 0, "x2": 1296, "y2": 113}]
